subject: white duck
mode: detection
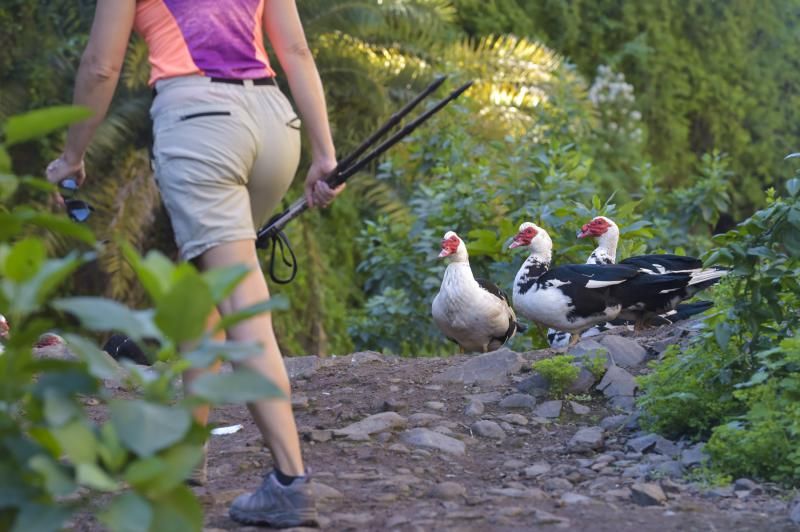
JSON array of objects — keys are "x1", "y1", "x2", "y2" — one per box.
[{"x1": 432, "y1": 231, "x2": 521, "y2": 353}]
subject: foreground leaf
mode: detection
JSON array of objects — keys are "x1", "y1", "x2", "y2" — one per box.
[
  {"x1": 4, "y1": 105, "x2": 92, "y2": 146},
  {"x1": 52, "y1": 297, "x2": 160, "y2": 343},
  {"x1": 149, "y1": 485, "x2": 202, "y2": 532},
  {"x1": 110, "y1": 400, "x2": 191, "y2": 457},
  {"x1": 100, "y1": 492, "x2": 153, "y2": 532},
  {"x1": 189, "y1": 368, "x2": 284, "y2": 404}
]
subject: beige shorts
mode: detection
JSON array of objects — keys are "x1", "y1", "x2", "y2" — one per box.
[{"x1": 150, "y1": 75, "x2": 301, "y2": 261}]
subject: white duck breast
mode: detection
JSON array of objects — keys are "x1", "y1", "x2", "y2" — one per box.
[{"x1": 432, "y1": 231, "x2": 519, "y2": 353}]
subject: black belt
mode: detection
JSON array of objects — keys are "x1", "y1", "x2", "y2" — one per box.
[{"x1": 210, "y1": 76, "x2": 277, "y2": 86}]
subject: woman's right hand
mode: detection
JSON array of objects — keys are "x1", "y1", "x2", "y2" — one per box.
[
  {"x1": 304, "y1": 157, "x2": 345, "y2": 208},
  {"x1": 45, "y1": 154, "x2": 86, "y2": 206}
]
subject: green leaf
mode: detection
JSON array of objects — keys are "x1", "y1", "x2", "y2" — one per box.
[
  {"x1": 63, "y1": 333, "x2": 125, "y2": 380},
  {"x1": 52, "y1": 297, "x2": 161, "y2": 343},
  {"x1": 787, "y1": 178, "x2": 800, "y2": 198},
  {"x1": 154, "y1": 269, "x2": 215, "y2": 344},
  {"x1": 11, "y1": 502, "x2": 72, "y2": 532},
  {"x1": 214, "y1": 296, "x2": 289, "y2": 332},
  {"x1": 127, "y1": 444, "x2": 203, "y2": 498},
  {"x1": 121, "y1": 245, "x2": 174, "y2": 302},
  {"x1": 0, "y1": 145, "x2": 10, "y2": 172},
  {"x1": 0, "y1": 172, "x2": 17, "y2": 199},
  {"x1": 189, "y1": 368, "x2": 284, "y2": 404},
  {"x1": 28, "y1": 456, "x2": 76, "y2": 497},
  {"x1": 19, "y1": 210, "x2": 96, "y2": 244},
  {"x1": 100, "y1": 492, "x2": 153, "y2": 532},
  {"x1": 76, "y1": 462, "x2": 119, "y2": 491},
  {"x1": 110, "y1": 400, "x2": 191, "y2": 457},
  {"x1": 203, "y1": 264, "x2": 250, "y2": 302},
  {"x1": 98, "y1": 423, "x2": 129, "y2": 473},
  {"x1": 11, "y1": 252, "x2": 85, "y2": 316},
  {"x1": 4, "y1": 105, "x2": 92, "y2": 146},
  {"x1": 184, "y1": 340, "x2": 263, "y2": 368},
  {"x1": 4, "y1": 238, "x2": 46, "y2": 281},
  {"x1": 149, "y1": 485, "x2": 203, "y2": 532},
  {"x1": 43, "y1": 389, "x2": 80, "y2": 427},
  {"x1": 50, "y1": 419, "x2": 98, "y2": 464}
]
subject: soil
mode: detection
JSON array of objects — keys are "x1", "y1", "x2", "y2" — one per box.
[{"x1": 71, "y1": 325, "x2": 799, "y2": 531}]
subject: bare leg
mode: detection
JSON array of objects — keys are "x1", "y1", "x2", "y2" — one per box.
[
  {"x1": 183, "y1": 308, "x2": 224, "y2": 425},
  {"x1": 197, "y1": 240, "x2": 304, "y2": 476}
]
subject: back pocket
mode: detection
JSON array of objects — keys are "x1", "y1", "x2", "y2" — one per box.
[{"x1": 180, "y1": 110, "x2": 232, "y2": 121}]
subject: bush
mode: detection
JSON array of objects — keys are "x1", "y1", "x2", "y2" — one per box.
[
  {"x1": 0, "y1": 108, "x2": 285, "y2": 531},
  {"x1": 532, "y1": 355, "x2": 580, "y2": 397},
  {"x1": 638, "y1": 170, "x2": 800, "y2": 484}
]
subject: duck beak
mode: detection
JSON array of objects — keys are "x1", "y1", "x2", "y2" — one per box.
[
  {"x1": 508, "y1": 236, "x2": 523, "y2": 249},
  {"x1": 577, "y1": 225, "x2": 591, "y2": 239}
]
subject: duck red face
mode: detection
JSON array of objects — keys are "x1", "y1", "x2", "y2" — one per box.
[
  {"x1": 578, "y1": 217, "x2": 612, "y2": 238},
  {"x1": 0, "y1": 316, "x2": 8, "y2": 339},
  {"x1": 510, "y1": 225, "x2": 537, "y2": 249},
  {"x1": 438, "y1": 233, "x2": 461, "y2": 258}
]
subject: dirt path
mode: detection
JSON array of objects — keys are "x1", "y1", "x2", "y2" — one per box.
[{"x1": 189, "y1": 348, "x2": 796, "y2": 531}]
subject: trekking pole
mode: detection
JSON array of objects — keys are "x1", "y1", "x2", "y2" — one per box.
[{"x1": 256, "y1": 79, "x2": 473, "y2": 247}]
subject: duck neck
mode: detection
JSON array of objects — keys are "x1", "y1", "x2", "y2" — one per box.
[
  {"x1": 514, "y1": 250, "x2": 551, "y2": 295},
  {"x1": 594, "y1": 231, "x2": 618, "y2": 263}
]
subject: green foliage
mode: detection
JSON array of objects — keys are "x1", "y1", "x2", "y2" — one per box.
[
  {"x1": 583, "y1": 353, "x2": 608, "y2": 380},
  {"x1": 0, "y1": 108, "x2": 284, "y2": 530},
  {"x1": 532, "y1": 355, "x2": 580, "y2": 398},
  {"x1": 638, "y1": 170, "x2": 800, "y2": 483},
  {"x1": 518, "y1": 0, "x2": 800, "y2": 212}
]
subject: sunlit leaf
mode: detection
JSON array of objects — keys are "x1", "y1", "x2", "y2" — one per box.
[
  {"x1": 4, "y1": 105, "x2": 92, "y2": 146},
  {"x1": 189, "y1": 368, "x2": 284, "y2": 404},
  {"x1": 110, "y1": 400, "x2": 191, "y2": 457}
]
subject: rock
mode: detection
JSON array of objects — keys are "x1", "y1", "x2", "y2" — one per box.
[
  {"x1": 408, "y1": 413, "x2": 442, "y2": 427},
  {"x1": 568, "y1": 426, "x2": 605, "y2": 453},
  {"x1": 651, "y1": 460, "x2": 683, "y2": 479},
  {"x1": 306, "y1": 429, "x2": 332, "y2": 443},
  {"x1": 653, "y1": 436, "x2": 680, "y2": 458},
  {"x1": 681, "y1": 442, "x2": 708, "y2": 467},
  {"x1": 627, "y1": 434, "x2": 658, "y2": 453},
  {"x1": 311, "y1": 482, "x2": 344, "y2": 500},
  {"x1": 470, "y1": 420, "x2": 506, "y2": 439},
  {"x1": 465, "y1": 391, "x2": 503, "y2": 404},
  {"x1": 464, "y1": 399, "x2": 484, "y2": 417},
  {"x1": 499, "y1": 393, "x2": 537, "y2": 410},
  {"x1": 503, "y1": 459, "x2": 526, "y2": 470},
  {"x1": 596, "y1": 365, "x2": 637, "y2": 398},
  {"x1": 515, "y1": 373, "x2": 550, "y2": 397},
  {"x1": 532, "y1": 510, "x2": 570, "y2": 527},
  {"x1": 631, "y1": 483, "x2": 667, "y2": 506},
  {"x1": 609, "y1": 395, "x2": 637, "y2": 412},
  {"x1": 706, "y1": 486, "x2": 734, "y2": 498},
  {"x1": 283, "y1": 355, "x2": 322, "y2": 380},
  {"x1": 333, "y1": 412, "x2": 407, "y2": 438},
  {"x1": 568, "y1": 339, "x2": 610, "y2": 361},
  {"x1": 605, "y1": 488, "x2": 632, "y2": 500},
  {"x1": 560, "y1": 492, "x2": 593, "y2": 505},
  {"x1": 790, "y1": 500, "x2": 800, "y2": 524},
  {"x1": 432, "y1": 348, "x2": 525, "y2": 386},
  {"x1": 733, "y1": 478, "x2": 762, "y2": 494},
  {"x1": 600, "y1": 415, "x2": 629, "y2": 431},
  {"x1": 534, "y1": 400, "x2": 563, "y2": 419},
  {"x1": 399, "y1": 428, "x2": 465, "y2": 455},
  {"x1": 543, "y1": 478, "x2": 573, "y2": 492},
  {"x1": 424, "y1": 401, "x2": 446, "y2": 411},
  {"x1": 569, "y1": 401, "x2": 591, "y2": 415},
  {"x1": 291, "y1": 394, "x2": 309, "y2": 410},
  {"x1": 388, "y1": 443, "x2": 409, "y2": 454},
  {"x1": 599, "y1": 335, "x2": 648, "y2": 368},
  {"x1": 524, "y1": 462, "x2": 551, "y2": 477},
  {"x1": 350, "y1": 351, "x2": 385, "y2": 365},
  {"x1": 488, "y1": 487, "x2": 548, "y2": 499},
  {"x1": 429, "y1": 481, "x2": 466, "y2": 500},
  {"x1": 380, "y1": 398, "x2": 408, "y2": 413},
  {"x1": 498, "y1": 413, "x2": 528, "y2": 426},
  {"x1": 566, "y1": 368, "x2": 597, "y2": 394}
]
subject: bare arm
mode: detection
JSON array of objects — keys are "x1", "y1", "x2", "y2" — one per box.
[
  {"x1": 263, "y1": 0, "x2": 341, "y2": 208},
  {"x1": 46, "y1": 0, "x2": 136, "y2": 187}
]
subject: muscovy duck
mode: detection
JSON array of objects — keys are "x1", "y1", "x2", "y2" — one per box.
[
  {"x1": 578, "y1": 216, "x2": 727, "y2": 327},
  {"x1": 432, "y1": 231, "x2": 521, "y2": 353},
  {"x1": 510, "y1": 222, "x2": 696, "y2": 346}
]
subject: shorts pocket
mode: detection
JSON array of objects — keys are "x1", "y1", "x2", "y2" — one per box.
[
  {"x1": 181, "y1": 110, "x2": 232, "y2": 121},
  {"x1": 285, "y1": 115, "x2": 301, "y2": 130}
]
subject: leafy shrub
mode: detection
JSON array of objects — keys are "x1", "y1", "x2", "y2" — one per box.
[
  {"x1": 582, "y1": 353, "x2": 608, "y2": 380},
  {"x1": 638, "y1": 171, "x2": 800, "y2": 483},
  {"x1": 0, "y1": 108, "x2": 284, "y2": 531},
  {"x1": 532, "y1": 355, "x2": 580, "y2": 397}
]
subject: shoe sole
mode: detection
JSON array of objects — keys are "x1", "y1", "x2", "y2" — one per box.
[{"x1": 229, "y1": 507, "x2": 319, "y2": 528}]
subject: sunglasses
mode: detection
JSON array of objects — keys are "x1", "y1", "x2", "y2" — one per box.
[{"x1": 59, "y1": 178, "x2": 94, "y2": 222}]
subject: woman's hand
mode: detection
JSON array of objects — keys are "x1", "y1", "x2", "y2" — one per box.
[
  {"x1": 45, "y1": 154, "x2": 86, "y2": 206},
  {"x1": 304, "y1": 157, "x2": 345, "y2": 208}
]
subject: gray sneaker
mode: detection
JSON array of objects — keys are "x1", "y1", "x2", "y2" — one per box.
[{"x1": 229, "y1": 471, "x2": 319, "y2": 528}]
